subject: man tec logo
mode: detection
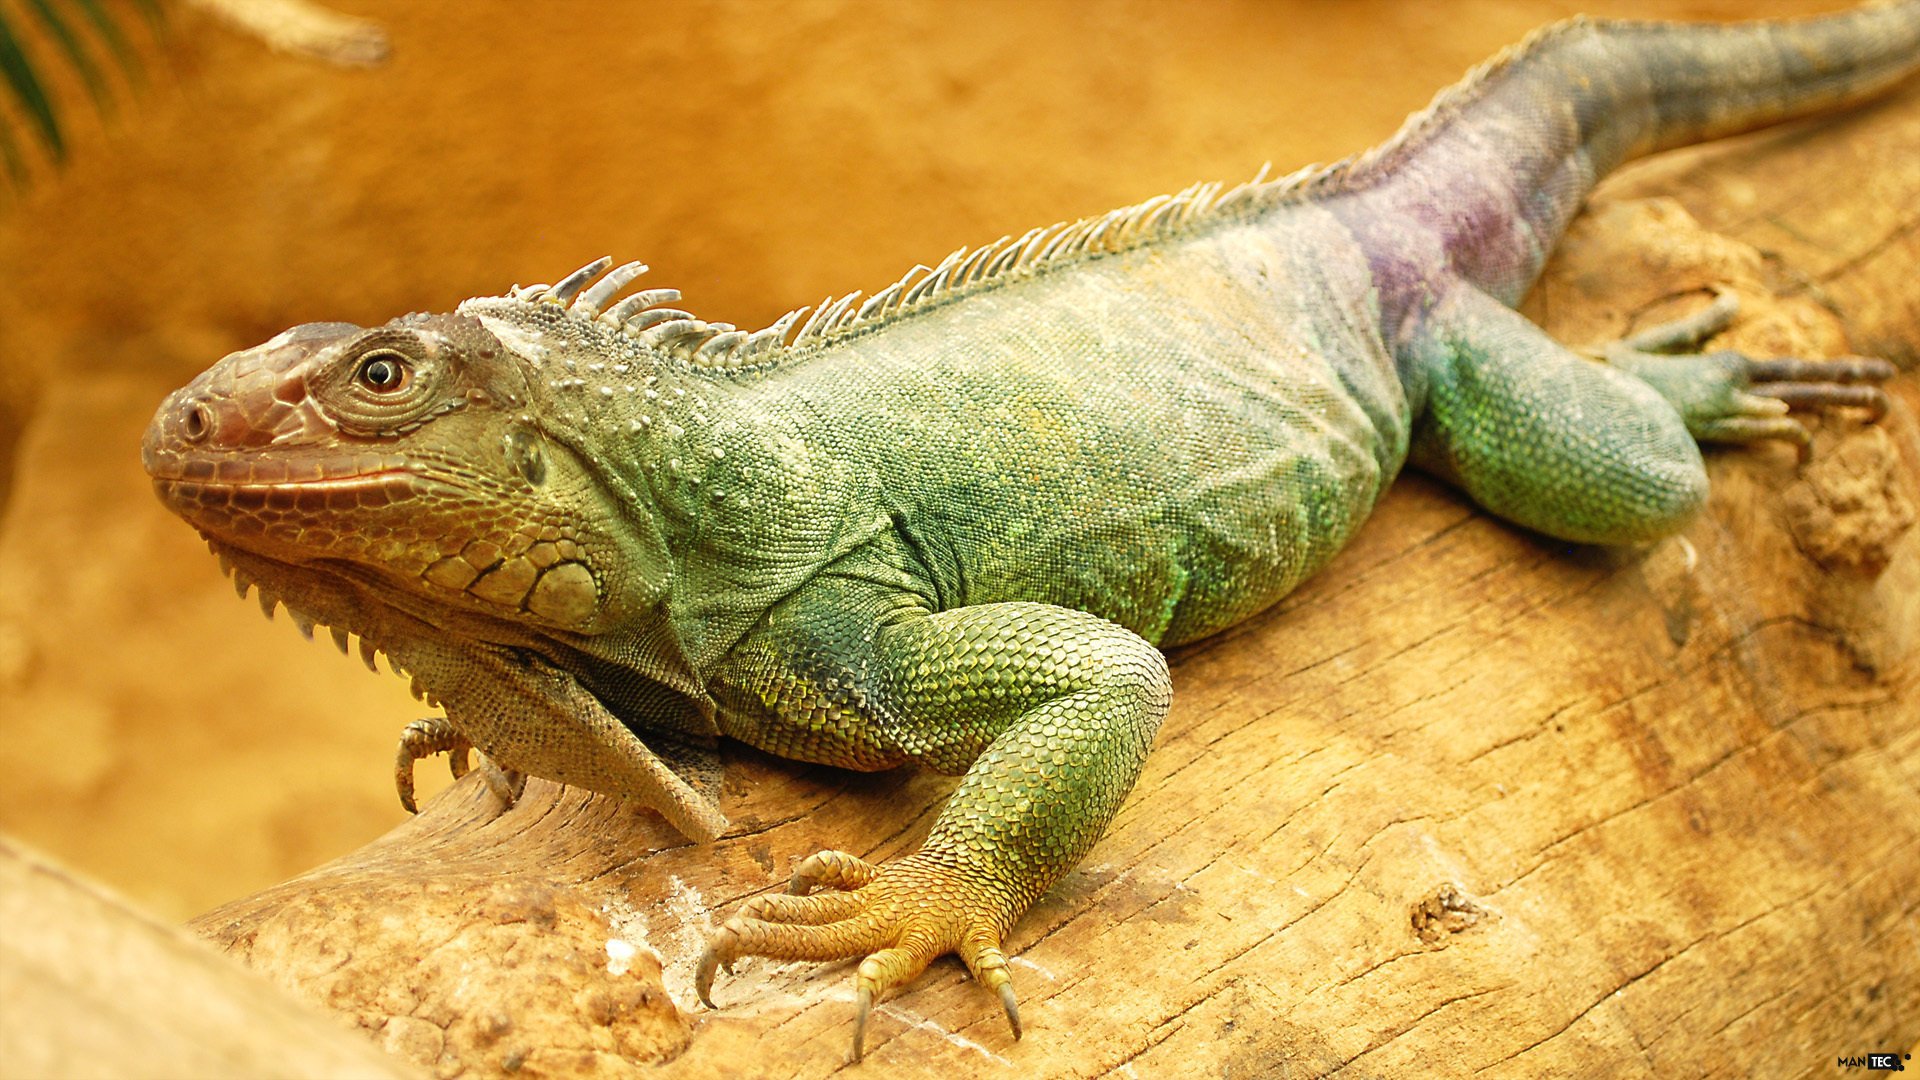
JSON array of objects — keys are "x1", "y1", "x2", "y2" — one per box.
[{"x1": 1837, "y1": 1053, "x2": 1909, "y2": 1072}]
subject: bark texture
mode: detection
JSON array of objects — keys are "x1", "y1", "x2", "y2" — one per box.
[
  {"x1": 188, "y1": 88, "x2": 1920, "y2": 1078},
  {"x1": 0, "y1": 835, "x2": 415, "y2": 1079}
]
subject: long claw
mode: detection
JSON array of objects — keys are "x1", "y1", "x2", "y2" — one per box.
[
  {"x1": 1000, "y1": 982, "x2": 1022, "y2": 1040},
  {"x1": 393, "y1": 717, "x2": 468, "y2": 814},
  {"x1": 852, "y1": 985, "x2": 873, "y2": 1062},
  {"x1": 395, "y1": 762, "x2": 418, "y2": 815},
  {"x1": 695, "y1": 944, "x2": 721, "y2": 1008}
]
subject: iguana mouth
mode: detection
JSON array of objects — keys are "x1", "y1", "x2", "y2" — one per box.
[
  {"x1": 147, "y1": 468, "x2": 433, "y2": 557},
  {"x1": 150, "y1": 463, "x2": 412, "y2": 485},
  {"x1": 143, "y1": 442, "x2": 418, "y2": 486},
  {"x1": 151, "y1": 470, "x2": 422, "y2": 511}
]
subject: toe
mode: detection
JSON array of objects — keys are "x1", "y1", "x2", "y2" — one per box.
[
  {"x1": 850, "y1": 937, "x2": 945, "y2": 1061},
  {"x1": 958, "y1": 930, "x2": 1021, "y2": 1039},
  {"x1": 1751, "y1": 381, "x2": 1890, "y2": 420},
  {"x1": 790, "y1": 850, "x2": 878, "y2": 895},
  {"x1": 479, "y1": 758, "x2": 525, "y2": 805},
  {"x1": 739, "y1": 888, "x2": 868, "y2": 926},
  {"x1": 1747, "y1": 355, "x2": 1896, "y2": 385},
  {"x1": 1618, "y1": 290, "x2": 1740, "y2": 353},
  {"x1": 696, "y1": 909, "x2": 891, "y2": 1007},
  {"x1": 1696, "y1": 415, "x2": 1812, "y2": 451},
  {"x1": 720, "y1": 909, "x2": 890, "y2": 965},
  {"x1": 393, "y1": 717, "x2": 467, "y2": 814}
]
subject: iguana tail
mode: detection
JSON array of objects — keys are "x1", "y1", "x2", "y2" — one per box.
[{"x1": 1348, "y1": 1, "x2": 1920, "y2": 307}]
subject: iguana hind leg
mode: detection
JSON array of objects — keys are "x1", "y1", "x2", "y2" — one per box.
[
  {"x1": 1408, "y1": 285, "x2": 1895, "y2": 546},
  {"x1": 1408, "y1": 285, "x2": 1710, "y2": 544}
]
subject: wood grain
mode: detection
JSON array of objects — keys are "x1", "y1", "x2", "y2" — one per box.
[{"x1": 0, "y1": 835, "x2": 415, "y2": 1079}]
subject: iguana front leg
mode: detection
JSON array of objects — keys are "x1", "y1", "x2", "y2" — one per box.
[{"x1": 699, "y1": 586, "x2": 1171, "y2": 1060}]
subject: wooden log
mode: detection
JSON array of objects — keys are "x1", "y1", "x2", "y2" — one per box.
[
  {"x1": 0, "y1": 835, "x2": 414, "y2": 1079},
  {"x1": 189, "y1": 75, "x2": 1920, "y2": 1080}
]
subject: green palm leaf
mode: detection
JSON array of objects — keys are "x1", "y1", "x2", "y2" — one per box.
[
  {"x1": 28, "y1": 0, "x2": 120, "y2": 116},
  {"x1": 0, "y1": 11, "x2": 65, "y2": 162},
  {"x1": 0, "y1": 0, "x2": 153, "y2": 183}
]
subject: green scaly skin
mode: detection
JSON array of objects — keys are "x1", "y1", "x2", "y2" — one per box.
[{"x1": 143, "y1": 4, "x2": 1917, "y2": 1060}]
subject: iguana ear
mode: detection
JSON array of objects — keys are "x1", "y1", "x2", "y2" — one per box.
[{"x1": 399, "y1": 639, "x2": 729, "y2": 842}]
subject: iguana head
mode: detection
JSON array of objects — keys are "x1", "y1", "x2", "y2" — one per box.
[
  {"x1": 143, "y1": 305, "x2": 669, "y2": 642},
  {"x1": 140, "y1": 260, "x2": 748, "y2": 837}
]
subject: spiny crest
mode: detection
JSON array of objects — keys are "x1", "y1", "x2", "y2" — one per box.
[
  {"x1": 496, "y1": 258, "x2": 796, "y2": 373},
  {"x1": 208, "y1": 539, "x2": 440, "y2": 707},
  {"x1": 489, "y1": 15, "x2": 1598, "y2": 368},
  {"x1": 493, "y1": 166, "x2": 1297, "y2": 370}
]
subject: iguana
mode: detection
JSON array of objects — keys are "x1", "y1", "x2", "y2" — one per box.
[{"x1": 143, "y1": 3, "x2": 1917, "y2": 1061}]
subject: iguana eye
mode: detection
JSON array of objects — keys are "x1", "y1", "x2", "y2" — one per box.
[{"x1": 356, "y1": 351, "x2": 411, "y2": 394}]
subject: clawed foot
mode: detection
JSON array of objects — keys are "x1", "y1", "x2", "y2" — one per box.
[
  {"x1": 393, "y1": 717, "x2": 524, "y2": 812},
  {"x1": 1604, "y1": 290, "x2": 1895, "y2": 453},
  {"x1": 696, "y1": 849, "x2": 1023, "y2": 1062}
]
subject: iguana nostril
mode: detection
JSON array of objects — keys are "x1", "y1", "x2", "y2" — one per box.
[{"x1": 183, "y1": 402, "x2": 212, "y2": 444}]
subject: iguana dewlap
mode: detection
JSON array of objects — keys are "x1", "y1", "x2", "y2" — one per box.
[{"x1": 143, "y1": 3, "x2": 1917, "y2": 1061}]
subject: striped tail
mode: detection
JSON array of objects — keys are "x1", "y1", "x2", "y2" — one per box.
[{"x1": 1354, "y1": 1, "x2": 1920, "y2": 306}]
